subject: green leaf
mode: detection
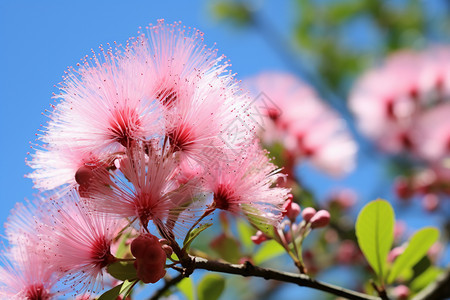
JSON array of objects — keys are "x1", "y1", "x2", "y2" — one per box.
[
  {"x1": 387, "y1": 227, "x2": 439, "y2": 283},
  {"x1": 183, "y1": 223, "x2": 213, "y2": 251},
  {"x1": 243, "y1": 204, "x2": 275, "y2": 239},
  {"x1": 355, "y1": 199, "x2": 395, "y2": 284},
  {"x1": 106, "y1": 261, "x2": 137, "y2": 281},
  {"x1": 410, "y1": 267, "x2": 441, "y2": 292},
  {"x1": 97, "y1": 283, "x2": 122, "y2": 300},
  {"x1": 178, "y1": 277, "x2": 195, "y2": 300},
  {"x1": 236, "y1": 219, "x2": 255, "y2": 252},
  {"x1": 115, "y1": 232, "x2": 131, "y2": 258},
  {"x1": 210, "y1": 234, "x2": 242, "y2": 263},
  {"x1": 197, "y1": 274, "x2": 226, "y2": 300},
  {"x1": 253, "y1": 240, "x2": 286, "y2": 264},
  {"x1": 120, "y1": 279, "x2": 137, "y2": 298}
]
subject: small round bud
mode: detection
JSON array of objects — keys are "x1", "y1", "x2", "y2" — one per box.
[
  {"x1": 131, "y1": 233, "x2": 167, "y2": 284},
  {"x1": 302, "y1": 207, "x2": 316, "y2": 223},
  {"x1": 393, "y1": 285, "x2": 410, "y2": 300},
  {"x1": 75, "y1": 166, "x2": 94, "y2": 186},
  {"x1": 162, "y1": 244, "x2": 173, "y2": 257},
  {"x1": 422, "y1": 193, "x2": 439, "y2": 212},
  {"x1": 251, "y1": 231, "x2": 268, "y2": 245},
  {"x1": 387, "y1": 246, "x2": 404, "y2": 263},
  {"x1": 310, "y1": 210, "x2": 330, "y2": 229}
]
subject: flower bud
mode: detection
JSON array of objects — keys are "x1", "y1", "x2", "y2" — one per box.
[
  {"x1": 393, "y1": 285, "x2": 410, "y2": 300},
  {"x1": 387, "y1": 246, "x2": 404, "y2": 263},
  {"x1": 283, "y1": 197, "x2": 301, "y2": 222},
  {"x1": 251, "y1": 231, "x2": 268, "y2": 245},
  {"x1": 310, "y1": 210, "x2": 330, "y2": 229},
  {"x1": 131, "y1": 233, "x2": 167, "y2": 284},
  {"x1": 302, "y1": 207, "x2": 316, "y2": 223}
]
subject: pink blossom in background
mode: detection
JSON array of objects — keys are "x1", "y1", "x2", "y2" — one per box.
[
  {"x1": 350, "y1": 47, "x2": 450, "y2": 155},
  {"x1": 244, "y1": 72, "x2": 357, "y2": 176}
]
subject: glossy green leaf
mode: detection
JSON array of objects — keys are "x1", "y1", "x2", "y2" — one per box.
[
  {"x1": 106, "y1": 261, "x2": 137, "y2": 281},
  {"x1": 253, "y1": 240, "x2": 285, "y2": 264},
  {"x1": 355, "y1": 199, "x2": 394, "y2": 283},
  {"x1": 183, "y1": 223, "x2": 213, "y2": 251},
  {"x1": 115, "y1": 232, "x2": 131, "y2": 258},
  {"x1": 178, "y1": 277, "x2": 195, "y2": 300},
  {"x1": 387, "y1": 227, "x2": 439, "y2": 283},
  {"x1": 197, "y1": 274, "x2": 226, "y2": 300},
  {"x1": 97, "y1": 283, "x2": 122, "y2": 300}
]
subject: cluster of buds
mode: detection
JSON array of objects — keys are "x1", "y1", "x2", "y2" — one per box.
[
  {"x1": 251, "y1": 196, "x2": 330, "y2": 273},
  {"x1": 394, "y1": 166, "x2": 450, "y2": 211}
]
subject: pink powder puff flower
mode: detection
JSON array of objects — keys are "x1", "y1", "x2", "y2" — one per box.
[
  {"x1": 244, "y1": 72, "x2": 356, "y2": 176},
  {"x1": 43, "y1": 191, "x2": 125, "y2": 295},
  {"x1": 0, "y1": 240, "x2": 59, "y2": 300},
  {"x1": 27, "y1": 37, "x2": 163, "y2": 192},
  {"x1": 1, "y1": 201, "x2": 60, "y2": 299},
  {"x1": 204, "y1": 143, "x2": 290, "y2": 226},
  {"x1": 129, "y1": 20, "x2": 257, "y2": 165},
  {"x1": 86, "y1": 142, "x2": 205, "y2": 237}
]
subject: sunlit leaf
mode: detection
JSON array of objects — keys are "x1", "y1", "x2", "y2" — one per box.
[
  {"x1": 387, "y1": 227, "x2": 439, "y2": 283},
  {"x1": 198, "y1": 274, "x2": 226, "y2": 300},
  {"x1": 107, "y1": 261, "x2": 137, "y2": 281},
  {"x1": 253, "y1": 240, "x2": 285, "y2": 264},
  {"x1": 178, "y1": 277, "x2": 195, "y2": 300},
  {"x1": 183, "y1": 223, "x2": 213, "y2": 251},
  {"x1": 355, "y1": 199, "x2": 394, "y2": 284},
  {"x1": 410, "y1": 267, "x2": 441, "y2": 292}
]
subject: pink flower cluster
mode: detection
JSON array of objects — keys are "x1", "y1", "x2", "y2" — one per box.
[
  {"x1": 350, "y1": 47, "x2": 450, "y2": 161},
  {"x1": 2, "y1": 20, "x2": 291, "y2": 298},
  {"x1": 244, "y1": 72, "x2": 357, "y2": 177},
  {"x1": 351, "y1": 47, "x2": 450, "y2": 206}
]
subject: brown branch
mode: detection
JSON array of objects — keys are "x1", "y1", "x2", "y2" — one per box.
[
  {"x1": 190, "y1": 256, "x2": 382, "y2": 300},
  {"x1": 412, "y1": 266, "x2": 450, "y2": 300}
]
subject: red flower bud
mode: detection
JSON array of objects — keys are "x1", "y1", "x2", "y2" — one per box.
[
  {"x1": 251, "y1": 230, "x2": 268, "y2": 245},
  {"x1": 130, "y1": 234, "x2": 167, "y2": 284},
  {"x1": 310, "y1": 210, "x2": 330, "y2": 229},
  {"x1": 301, "y1": 207, "x2": 316, "y2": 223}
]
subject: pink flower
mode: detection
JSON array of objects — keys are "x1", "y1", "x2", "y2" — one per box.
[
  {"x1": 204, "y1": 144, "x2": 290, "y2": 225},
  {"x1": 350, "y1": 47, "x2": 450, "y2": 154},
  {"x1": 0, "y1": 241, "x2": 58, "y2": 300},
  {"x1": 244, "y1": 72, "x2": 356, "y2": 176},
  {"x1": 86, "y1": 142, "x2": 204, "y2": 236},
  {"x1": 43, "y1": 191, "x2": 125, "y2": 295}
]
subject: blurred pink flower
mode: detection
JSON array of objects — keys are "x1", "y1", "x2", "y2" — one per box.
[
  {"x1": 244, "y1": 72, "x2": 356, "y2": 176},
  {"x1": 350, "y1": 47, "x2": 450, "y2": 154}
]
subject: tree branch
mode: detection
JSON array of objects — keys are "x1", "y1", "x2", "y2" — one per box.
[
  {"x1": 412, "y1": 267, "x2": 450, "y2": 300},
  {"x1": 191, "y1": 256, "x2": 382, "y2": 300}
]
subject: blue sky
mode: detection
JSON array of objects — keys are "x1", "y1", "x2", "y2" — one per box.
[
  {"x1": 0, "y1": 1, "x2": 448, "y2": 298},
  {"x1": 0, "y1": 0, "x2": 294, "y2": 227}
]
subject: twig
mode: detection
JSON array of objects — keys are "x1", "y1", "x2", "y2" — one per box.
[
  {"x1": 191, "y1": 256, "x2": 381, "y2": 300},
  {"x1": 412, "y1": 267, "x2": 450, "y2": 300}
]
